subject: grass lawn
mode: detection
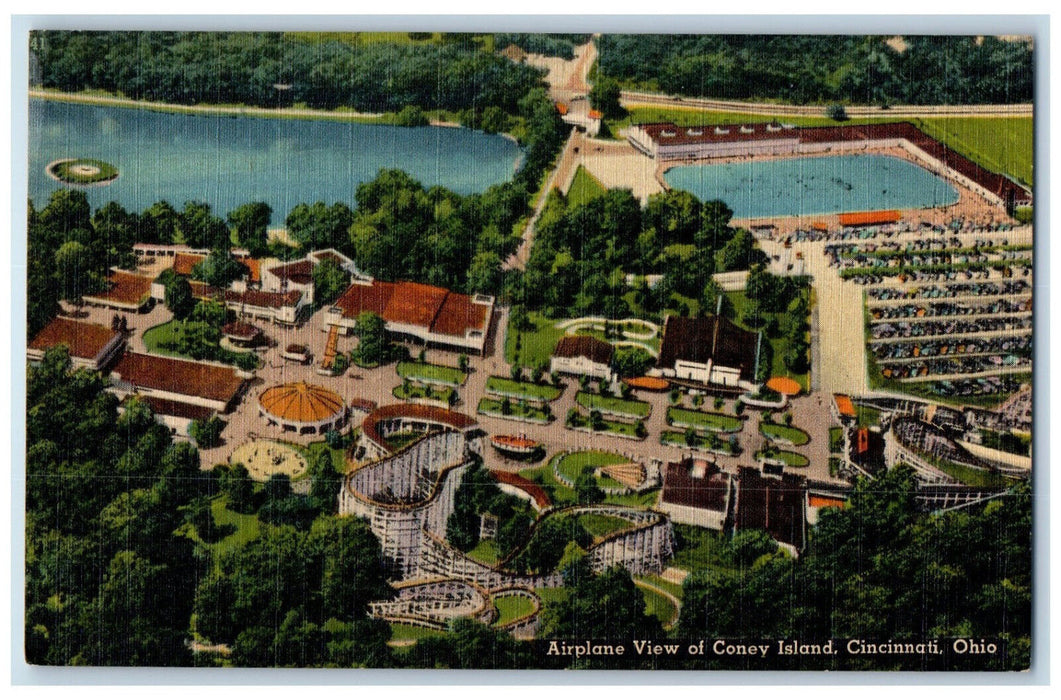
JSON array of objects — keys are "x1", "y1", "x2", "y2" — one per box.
[
  {"x1": 506, "y1": 312, "x2": 567, "y2": 368},
  {"x1": 296, "y1": 440, "x2": 349, "y2": 475},
  {"x1": 669, "y1": 524, "x2": 734, "y2": 572},
  {"x1": 567, "y1": 165, "x2": 607, "y2": 206},
  {"x1": 568, "y1": 413, "x2": 643, "y2": 439},
  {"x1": 555, "y1": 451, "x2": 629, "y2": 483},
  {"x1": 609, "y1": 106, "x2": 893, "y2": 134},
  {"x1": 492, "y1": 594, "x2": 537, "y2": 627},
  {"x1": 931, "y1": 462, "x2": 1015, "y2": 489},
  {"x1": 202, "y1": 497, "x2": 261, "y2": 569},
  {"x1": 485, "y1": 376, "x2": 562, "y2": 401},
  {"x1": 637, "y1": 573, "x2": 684, "y2": 601},
  {"x1": 914, "y1": 116, "x2": 1033, "y2": 187},
  {"x1": 467, "y1": 538, "x2": 501, "y2": 567},
  {"x1": 522, "y1": 460, "x2": 578, "y2": 506},
  {"x1": 477, "y1": 397, "x2": 553, "y2": 422},
  {"x1": 389, "y1": 623, "x2": 447, "y2": 642},
  {"x1": 636, "y1": 582, "x2": 679, "y2": 628},
  {"x1": 668, "y1": 407, "x2": 743, "y2": 433},
  {"x1": 660, "y1": 430, "x2": 738, "y2": 455},
  {"x1": 829, "y1": 427, "x2": 845, "y2": 454},
  {"x1": 141, "y1": 320, "x2": 186, "y2": 358},
  {"x1": 725, "y1": 290, "x2": 810, "y2": 391},
  {"x1": 759, "y1": 422, "x2": 811, "y2": 446},
  {"x1": 396, "y1": 361, "x2": 467, "y2": 386},
  {"x1": 393, "y1": 383, "x2": 455, "y2": 404},
  {"x1": 604, "y1": 489, "x2": 661, "y2": 509},
  {"x1": 757, "y1": 449, "x2": 810, "y2": 468},
  {"x1": 573, "y1": 512, "x2": 633, "y2": 541},
  {"x1": 575, "y1": 391, "x2": 652, "y2": 418}
]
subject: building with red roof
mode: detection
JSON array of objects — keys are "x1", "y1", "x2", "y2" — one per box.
[
  {"x1": 550, "y1": 335, "x2": 616, "y2": 382},
  {"x1": 82, "y1": 270, "x2": 155, "y2": 312},
  {"x1": 659, "y1": 457, "x2": 733, "y2": 530},
  {"x1": 109, "y1": 351, "x2": 248, "y2": 413},
  {"x1": 658, "y1": 314, "x2": 761, "y2": 389},
  {"x1": 27, "y1": 317, "x2": 125, "y2": 371},
  {"x1": 326, "y1": 279, "x2": 494, "y2": 355}
]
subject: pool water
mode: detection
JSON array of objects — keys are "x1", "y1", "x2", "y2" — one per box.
[{"x1": 663, "y1": 153, "x2": 960, "y2": 219}]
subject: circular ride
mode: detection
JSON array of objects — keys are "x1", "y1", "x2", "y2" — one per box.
[
  {"x1": 258, "y1": 381, "x2": 347, "y2": 435},
  {"x1": 46, "y1": 158, "x2": 119, "y2": 185},
  {"x1": 230, "y1": 440, "x2": 308, "y2": 481}
]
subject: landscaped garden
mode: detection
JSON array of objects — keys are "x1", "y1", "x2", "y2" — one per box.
[
  {"x1": 393, "y1": 381, "x2": 456, "y2": 405},
  {"x1": 554, "y1": 450, "x2": 628, "y2": 486},
  {"x1": 485, "y1": 376, "x2": 562, "y2": 402},
  {"x1": 759, "y1": 422, "x2": 811, "y2": 446},
  {"x1": 575, "y1": 391, "x2": 652, "y2": 419},
  {"x1": 660, "y1": 430, "x2": 738, "y2": 455},
  {"x1": 477, "y1": 397, "x2": 553, "y2": 423},
  {"x1": 396, "y1": 360, "x2": 467, "y2": 386},
  {"x1": 756, "y1": 448, "x2": 810, "y2": 468},
  {"x1": 566, "y1": 410, "x2": 644, "y2": 439},
  {"x1": 667, "y1": 406, "x2": 743, "y2": 433}
]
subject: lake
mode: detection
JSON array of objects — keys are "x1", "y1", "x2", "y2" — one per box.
[
  {"x1": 28, "y1": 99, "x2": 524, "y2": 221},
  {"x1": 663, "y1": 154, "x2": 960, "y2": 219}
]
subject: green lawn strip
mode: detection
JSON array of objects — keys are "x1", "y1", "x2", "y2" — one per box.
[
  {"x1": 759, "y1": 422, "x2": 811, "y2": 446},
  {"x1": 567, "y1": 413, "x2": 643, "y2": 438},
  {"x1": 396, "y1": 360, "x2": 467, "y2": 386},
  {"x1": 555, "y1": 450, "x2": 629, "y2": 484},
  {"x1": 928, "y1": 461, "x2": 1015, "y2": 490},
  {"x1": 521, "y1": 461, "x2": 577, "y2": 506},
  {"x1": 477, "y1": 397, "x2": 552, "y2": 422},
  {"x1": 389, "y1": 623, "x2": 448, "y2": 642},
  {"x1": 668, "y1": 524, "x2": 734, "y2": 572},
  {"x1": 635, "y1": 581, "x2": 679, "y2": 627},
  {"x1": 567, "y1": 165, "x2": 607, "y2": 206},
  {"x1": 506, "y1": 312, "x2": 567, "y2": 368},
  {"x1": 492, "y1": 594, "x2": 537, "y2": 627},
  {"x1": 914, "y1": 116, "x2": 1033, "y2": 187},
  {"x1": 485, "y1": 376, "x2": 562, "y2": 401},
  {"x1": 609, "y1": 106, "x2": 893, "y2": 134},
  {"x1": 393, "y1": 383, "x2": 455, "y2": 404},
  {"x1": 667, "y1": 407, "x2": 743, "y2": 433},
  {"x1": 604, "y1": 489, "x2": 661, "y2": 508},
  {"x1": 637, "y1": 573, "x2": 685, "y2": 601},
  {"x1": 756, "y1": 449, "x2": 810, "y2": 468},
  {"x1": 575, "y1": 391, "x2": 652, "y2": 418},
  {"x1": 574, "y1": 512, "x2": 634, "y2": 541},
  {"x1": 203, "y1": 497, "x2": 261, "y2": 569},
  {"x1": 829, "y1": 427, "x2": 845, "y2": 453},
  {"x1": 466, "y1": 538, "x2": 501, "y2": 567},
  {"x1": 141, "y1": 320, "x2": 186, "y2": 357},
  {"x1": 660, "y1": 430, "x2": 738, "y2": 455}
]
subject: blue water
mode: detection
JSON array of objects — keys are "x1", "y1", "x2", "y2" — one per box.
[
  {"x1": 663, "y1": 154, "x2": 960, "y2": 219},
  {"x1": 28, "y1": 99, "x2": 523, "y2": 221}
]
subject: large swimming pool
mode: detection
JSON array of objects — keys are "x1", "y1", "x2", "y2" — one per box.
[{"x1": 663, "y1": 153, "x2": 960, "y2": 219}]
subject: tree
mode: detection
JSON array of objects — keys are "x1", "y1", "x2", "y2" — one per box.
[
  {"x1": 220, "y1": 462, "x2": 255, "y2": 513},
  {"x1": 191, "y1": 249, "x2": 246, "y2": 288},
  {"x1": 140, "y1": 200, "x2": 180, "y2": 244},
  {"x1": 189, "y1": 415, "x2": 225, "y2": 448},
  {"x1": 312, "y1": 258, "x2": 351, "y2": 306},
  {"x1": 613, "y1": 346, "x2": 654, "y2": 379},
  {"x1": 226, "y1": 201, "x2": 272, "y2": 252},
  {"x1": 54, "y1": 240, "x2": 93, "y2": 303},
  {"x1": 180, "y1": 201, "x2": 230, "y2": 249},
  {"x1": 352, "y1": 311, "x2": 393, "y2": 366},
  {"x1": 588, "y1": 76, "x2": 623, "y2": 118},
  {"x1": 575, "y1": 470, "x2": 605, "y2": 504},
  {"x1": 163, "y1": 275, "x2": 195, "y2": 320},
  {"x1": 189, "y1": 299, "x2": 228, "y2": 328}
]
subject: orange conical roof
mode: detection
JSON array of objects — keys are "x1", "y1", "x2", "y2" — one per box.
[{"x1": 259, "y1": 382, "x2": 345, "y2": 424}]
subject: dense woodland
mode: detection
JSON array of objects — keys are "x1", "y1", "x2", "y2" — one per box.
[
  {"x1": 33, "y1": 31, "x2": 547, "y2": 115},
  {"x1": 596, "y1": 35, "x2": 1034, "y2": 105}
]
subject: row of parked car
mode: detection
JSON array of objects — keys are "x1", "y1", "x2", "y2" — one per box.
[{"x1": 867, "y1": 280, "x2": 1030, "y2": 301}]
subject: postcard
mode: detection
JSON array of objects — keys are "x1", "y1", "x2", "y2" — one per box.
[{"x1": 22, "y1": 27, "x2": 1035, "y2": 673}]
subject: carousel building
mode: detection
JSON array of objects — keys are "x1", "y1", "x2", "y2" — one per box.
[{"x1": 258, "y1": 381, "x2": 347, "y2": 435}]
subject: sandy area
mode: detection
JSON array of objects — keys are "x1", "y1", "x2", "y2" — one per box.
[{"x1": 230, "y1": 440, "x2": 308, "y2": 481}]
